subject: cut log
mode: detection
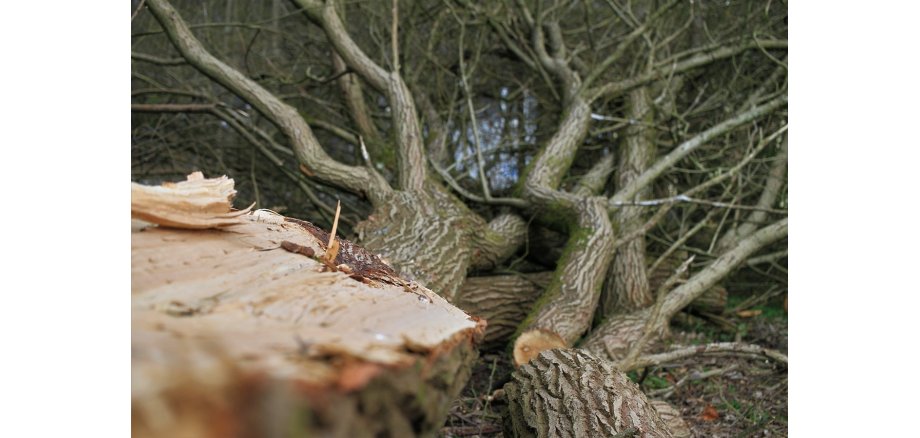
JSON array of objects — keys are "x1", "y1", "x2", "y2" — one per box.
[
  {"x1": 132, "y1": 174, "x2": 485, "y2": 437},
  {"x1": 503, "y1": 349, "x2": 674, "y2": 438}
]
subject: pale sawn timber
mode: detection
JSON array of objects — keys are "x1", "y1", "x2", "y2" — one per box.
[{"x1": 132, "y1": 174, "x2": 485, "y2": 437}]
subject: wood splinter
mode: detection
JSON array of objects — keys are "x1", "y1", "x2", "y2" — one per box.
[
  {"x1": 280, "y1": 240, "x2": 315, "y2": 257},
  {"x1": 281, "y1": 200, "x2": 435, "y2": 303}
]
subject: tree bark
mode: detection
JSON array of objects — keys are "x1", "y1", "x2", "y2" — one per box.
[
  {"x1": 297, "y1": 0, "x2": 426, "y2": 191},
  {"x1": 649, "y1": 401, "x2": 691, "y2": 438},
  {"x1": 512, "y1": 197, "x2": 616, "y2": 366},
  {"x1": 454, "y1": 272, "x2": 552, "y2": 347},
  {"x1": 603, "y1": 87, "x2": 656, "y2": 315},
  {"x1": 648, "y1": 251, "x2": 726, "y2": 314},
  {"x1": 503, "y1": 349, "x2": 674, "y2": 438},
  {"x1": 582, "y1": 219, "x2": 788, "y2": 361}
]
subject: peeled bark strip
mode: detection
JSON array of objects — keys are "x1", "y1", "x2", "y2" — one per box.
[
  {"x1": 132, "y1": 176, "x2": 485, "y2": 438},
  {"x1": 503, "y1": 349, "x2": 674, "y2": 438},
  {"x1": 454, "y1": 272, "x2": 552, "y2": 346}
]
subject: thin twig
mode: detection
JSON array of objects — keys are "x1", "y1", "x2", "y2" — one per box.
[
  {"x1": 132, "y1": 0, "x2": 146, "y2": 21},
  {"x1": 428, "y1": 156, "x2": 529, "y2": 208},
  {"x1": 630, "y1": 342, "x2": 787, "y2": 370},
  {"x1": 648, "y1": 364, "x2": 739, "y2": 398},
  {"x1": 391, "y1": 0, "x2": 399, "y2": 73},
  {"x1": 610, "y1": 194, "x2": 786, "y2": 214}
]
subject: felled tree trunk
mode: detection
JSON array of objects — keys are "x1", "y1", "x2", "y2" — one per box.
[
  {"x1": 132, "y1": 174, "x2": 485, "y2": 438},
  {"x1": 503, "y1": 349, "x2": 676, "y2": 438},
  {"x1": 454, "y1": 272, "x2": 552, "y2": 347}
]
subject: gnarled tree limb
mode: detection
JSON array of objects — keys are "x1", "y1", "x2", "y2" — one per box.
[
  {"x1": 296, "y1": 0, "x2": 427, "y2": 191},
  {"x1": 145, "y1": 0, "x2": 392, "y2": 203}
]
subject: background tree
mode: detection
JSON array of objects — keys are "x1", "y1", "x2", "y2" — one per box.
[{"x1": 132, "y1": 0, "x2": 787, "y2": 368}]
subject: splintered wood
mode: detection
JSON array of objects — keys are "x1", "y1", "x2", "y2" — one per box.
[
  {"x1": 132, "y1": 173, "x2": 485, "y2": 437},
  {"x1": 131, "y1": 171, "x2": 253, "y2": 228}
]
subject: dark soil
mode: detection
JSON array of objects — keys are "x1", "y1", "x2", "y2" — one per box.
[{"x1": 440, "y1": 305, "x2": 788, "y2": 437}]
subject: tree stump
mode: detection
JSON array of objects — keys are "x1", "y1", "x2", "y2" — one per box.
[{"x1": 132, "y1": 174, "x2": 485, "y2": 437}]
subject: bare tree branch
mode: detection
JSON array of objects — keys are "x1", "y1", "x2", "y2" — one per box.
[
  {"x1": 296, "y1": 0, "x2": 427, "y2": 191},
  {"x1": 609, "y1": 95, "x2": 787, "y2": 210},
  {"x1": 144, "y1": 0, "x2": 392, "y2": 203}
]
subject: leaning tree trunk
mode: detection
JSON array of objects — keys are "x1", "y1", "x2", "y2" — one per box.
[
  {"x1": 132, "y1": 174, "x2": 486, "y2": 438},
  {"x1": 602, "y1": 87, "x2": 657, "y2": 315}
]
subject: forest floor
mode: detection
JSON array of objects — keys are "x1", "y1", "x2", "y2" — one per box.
[{"x1": 440, "y1": 296, "x2": 788, "y2": 437}]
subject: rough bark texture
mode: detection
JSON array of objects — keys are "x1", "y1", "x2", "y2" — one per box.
[
  {"x1": 513, "y1": 197, "x2": 616, "y2": 365},
  {"x1": 581, "y1": 311, "x2": 658, "y2": 361},
  {"x1": 354, "y1": 189, "x2": 484, "y2": 302},
  {"x1": 469, "y1": 213, "x2": 529, "y2": 271},
  {"x1": 503, "y1": 349, "x2": 674, "y2": 438},
  {"x1": 132, "y1": 175, "x2": 485, "y2": 438},
  {"x1": 649, "y1": 401, "x2": 691, "y2": 438},
  {"x1": 603, "y1": 87, "x2": 656, "y2": 315},
  {"x1": 454, "y1": 272, "x2": 552, "y2": 347}
]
